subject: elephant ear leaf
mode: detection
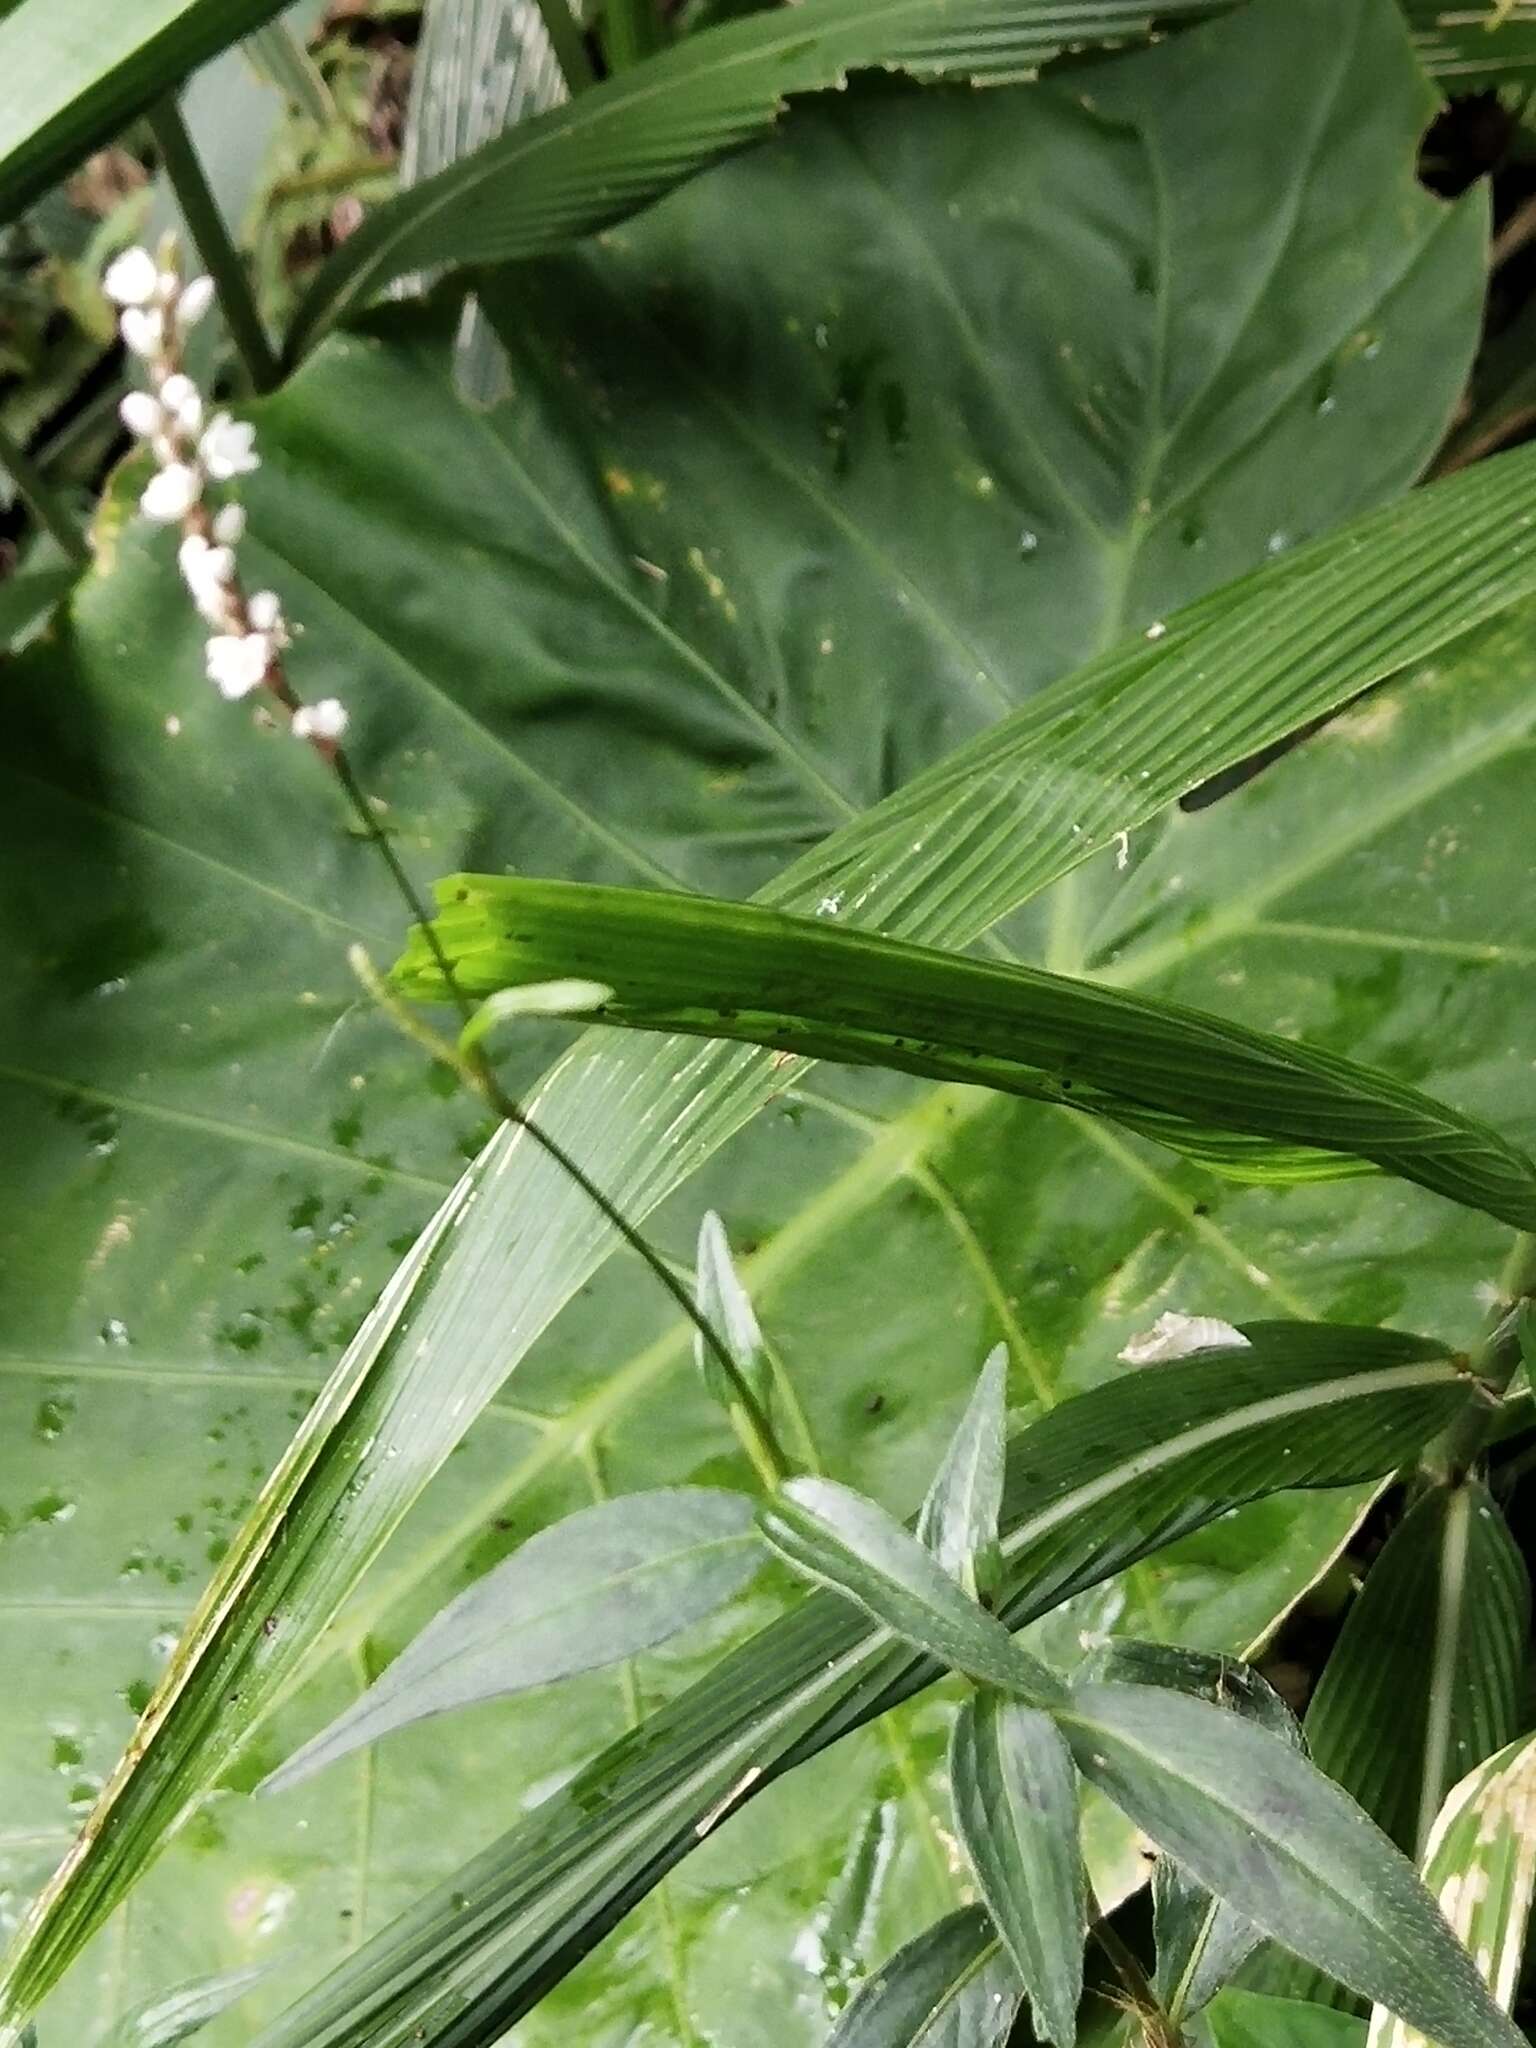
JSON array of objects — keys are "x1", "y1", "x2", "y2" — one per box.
[{"x1": 1062, "y1": 1682, "x2": 1524, "y2": 2048}]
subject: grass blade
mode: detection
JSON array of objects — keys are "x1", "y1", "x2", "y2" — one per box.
[{"x1": 917, "y1": 1346, "x2": 1007, "y2": 1600}]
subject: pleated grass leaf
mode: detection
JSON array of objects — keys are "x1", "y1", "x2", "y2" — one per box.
[
  {"x1": 16, "y1": 429, "x2": 1536, "y2": 2042},
  {"x1": 394, "y1": 876, "x2": 1536, "y2": 1232},
  {"x1": 1060, "y1": 1683, "x2": 1525, "y2": 2048},
  {"x1": 1367, "y1": 1732, "x2": 1536, "y2": 2048},
  {"x1": 246, "y1": 1327, "x2": 1472, "y2": 2048},
  {"x1": 283, "y1": 0, "x2": 1233, "y2": 355}
]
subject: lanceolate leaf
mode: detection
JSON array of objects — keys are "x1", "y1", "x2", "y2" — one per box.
[
  {"x1": 1303, "y1": 1480, "x2": 1530, "y2": 1861},
  {"x1": 949, "y1": 1691, "x2": 1084, "y2": 2046},
  {"x1": 1367, "y1": 1732, "x2": 1536, "y2": 2048},
  {"x1": 394, "y1": 877, "x2": 1536, "y2": 1230},
  {"x1": 1085, "y1": 1641, "x2": 1299, "y2": 2020},
  {"x1": 1059, "y1": 1683, "x2": 1524, "y2": 2048},
  {"x1": 0, "y1": 0, "x2": 288, "y2": 222},
  {"x1": 826, "y1": 1906, "x2": 1017, "y2": 2048},
  {"x1": 916, "y1": 1346, "x2": 1007, "y2": 1599},
  {"x1": 283, "y1": 0, "x2": 1233, "y2": 355},
  {"x1": 96, "y1": 1962, "x2": 270, "y2": 2048},
  {"x1": 694, "y1": 1210, "x2": 772, "y2": 1417},
  {"x1": 257, "y1": 1488, "x2": 762, "y2": 1795},
  {"x1": 759, "y1": 1477, "x2": 1066, "y2": 1705},
  {"x1": 0, "y1": 1, "x2": 1509, "y2": 2030},
  {"x1": 246, "y1": 1328, "x2": 1471, "y2": 2048}
]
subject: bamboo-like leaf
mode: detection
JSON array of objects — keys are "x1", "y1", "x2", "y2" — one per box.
[
  {"x1": 95, "y1": 1963, "x2": 270, "y2": 2048},
  {"x1": 246, "y1": 1326, "x2": 1471, "y2": 2048},
  {"x1": 826, "y1": 1906, "x2": 1018, "y2": 2048},
  {"x1": 1059, "y1": 1682, "x2": 1524, "y2": 2048},
  {"x1": 1367, "y1": 1731, "x2": 1536, "y2": 2048},
  {"x1": 694, "y1": 1211, "x2": 772, "y2": 1417},
  {"x1": 949, "y1": 1690, "x2": 1084, "y2": 2046},
  {"x1": 1085, "y1": 1640, "x2": 1300, "y2": 2020},
  {"x1": 1301, "y1": 1481, "x2": 1530, "y2": 1863},
  {"x1": 916, "y1": 1346, "x2": 1007, "y2": 1599},
  {"x1": 759, "y1": 1477, "x2": 1066, "y2": 1705},
  {"x1": 1204, "y1": 1989, "x2": 1366, "y2": 2048},
  {"x1": 0, "y1": 0, "x2": 288, "y2": 222},
  {"x1": 1400, "y1": 0, "x2": 1536, "y2": 82},
  {"x1": 257, "y1": 1487, "x2": 762, "y2": 1796},
  {"x1": 395, "y1": 877, "x2": 1536, "y2": 1231},
  {"x1": 284, "y1": 0, "x2": 1232, "y2": 355}
]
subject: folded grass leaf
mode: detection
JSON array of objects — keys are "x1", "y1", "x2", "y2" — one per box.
[
  {"x1": 1060, "y1": 1683, "x2": 1524, "y2": 2048},
  {"x1": 394, "y1": 877, "x2": 1536, "y2": 1232},
  {"x1": 916, "y1": 1346, "x2": 1007, "y2": 1600},
  {"x1": 258, "y1": 1487, "x2": 761, "y2": 1795},
  {"x1": 950, "y1": 1691, "x2": 1084, "y2": 2046}
]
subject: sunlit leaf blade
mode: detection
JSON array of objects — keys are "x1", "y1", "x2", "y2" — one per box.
[
  {"x1": 1204, "y1": 1989, "x2": 1366, "y2": 2048},
  {"x1": 1061, "y1": 1682, "x2": 1524, "y2": 2048},
  {"x1": 916, "y1": 1346, "x2": 1007, "y2": 1599},
  {"x1": 949, "y1": 1691, "x2": 1084, "y2": 2046},
  {"x1": 247, "y1": 1327, "x2": 1472, "y2": 2048},
  {"x1": 759, "y1": 1477, "x2": 1065, "y2": 1704},
  {"x1": 0, "y1": 2, "x2": 1504, "y2": 2022},
  {"x1": 395, "y1": 877, "x2": 1536, "y2": 1230},
  {"x1": 0, "y1": 0, "x2": 288, "y2": 222},
  {"x1": 1367, "y1": 1731, "x2": 1536, "y2": 2048},
  {"x1": 257, "y1": 1487, "x2": 761, "y2": 1796},
  {"x1": 694, "y1": 1211, "x2": 772, "y2": 1416},
  {"x1": 826, "y1": 1906, "x2": 1018, "y2": 2048},
  {"x1": 1302, "y1": 1480, "x2": 1530, "y2": 1863},
  {"x1": 1084, "y1": 1640, "x2": 1299, "y2": 2019},
  {"x1": 284, "y1": 0, "x2": 1232, "y2": 354},
  {"x1": 95, "y1": 1962, "x2": 270, "y2": 2048}
]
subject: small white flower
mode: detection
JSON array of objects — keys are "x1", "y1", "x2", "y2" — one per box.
[
  {"x1": 1119, "y1": 1312, "x2": 1250, "y2": 1367},
  {"x1": 247, "y1": 590, "x2": 282, "y2": 633},
  {"x1": 291, "y1": 697, "x2": 348, "y2": 742},
  {"x1": 120, "y1": 305, "x2": 165, "y2": 358},
  {"x1": 103, "y1": 246, "x2": 160, "y2": 307},
  {"x1": 176, "y1": 275, "x2": 215, "y2": 330},
  {"x1": 156, "y1": 269, "x2": 181, "y2": 305},
  {"x1": 179, "y1": 533, "x2": 235, "y2": 598},
  {"x1": 200, "y1": 412, "x2": 259, "y2": 480},
  {"x1": 205, "y1": 632, "x2": 271, "y2": 699},
  {"x1": 118, "y1": 390, "x2": 164, "y2": 439},
  {"x1": 212, "y1": 502, "x2": 247, "y2": 545},
  {"x1": 159, "y1": 373, "x2": 203, "y2": 432},
  {"x1": 140, "y1": 462, "x2": 202, "y2": 523}
]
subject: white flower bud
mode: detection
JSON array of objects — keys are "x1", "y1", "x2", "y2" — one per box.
[
  {"x1": 205, "y1": 632, "x2": 272, "y2": 700},
  {"x1": 103, "y1": 246, "x2": 160, "y2": 307},
  {"x1": 179, "y1": 533, "x2": 235, "y2": 594},
  {"x1": 200, "y1": 412, "x2": 258, "y2": 480},
  {"x1": 120, "y1": 305, "x2": 165, "y2": 359},
  {"x1": 211, "y1": 502, "x2": 247, "y2": 545},
  {"x1": 176, "y1": 275, "x2": 216, "y2": 330},
  {"x1": 140, "y1": 462, "x2": 202, "y2": 524},
  {"x1": 118, "y1": 390, "x2": 164, "y2": 439},
  {"x1": 291, "y1": 698, "x2": 348, "y2": 742},
  {"x1": 247, "y1": 590, "x2": 282, "y2": 632},
  {"x1": 159, "y1": 373, "x2": 203, "y2": 432}
]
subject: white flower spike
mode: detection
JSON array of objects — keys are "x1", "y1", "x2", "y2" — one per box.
[
  {"x1": 119, "y1": 306, "x2": 164, "y2": 359},
  {"x1": 291, "y1": 698, "x2": 348, "y2": 742},
  {"x1": 159, "y1": 373, "x2": 203, "y2": 432},
  {"x1": 205, "y1": 633, "x2": 272, "y2": 700},
  {"x1": 103, "y1": 246, "x2": 160, "y2": 307},
  {"x1": 200, "y1": 413, "x2": 259, "y2": 480},
  {"x1": 140, "y1": 463, "x2": 201, "y2": 524},
  {"x1": 1119, "y1": 1312, "x2": 1250, "y2": 1366},
  {"x1": 211, "y1": 502, "x2": 247, "y2": 545},
  {"x1": 246, "y1": 590, "x2": 283, "y2": 633}
]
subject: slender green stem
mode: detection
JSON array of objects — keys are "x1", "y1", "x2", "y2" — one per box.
[
  {"x1": 1431, "y1": 1231, "x2": 1536, "y2": 1482},
  {"x1": 148, "y1": 96, "x2": 280, "y2": 395},
  {"x1": 1087, "y1": 1882, "x2": 1177, "y2": 2046},
  {"x1": 533, "y1": 0, "x2": 597, "y2": 91},
  {"x1": 601, "y1": 0, "x2": 663, "y2": 70},
  {"x1": 329, "y1": 752, "x2": 761, "y2": 1463},
  {"x1": 0, "y1": 418, "x2": 89, "y2": 566}
]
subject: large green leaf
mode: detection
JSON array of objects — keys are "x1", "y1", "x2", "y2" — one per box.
[
  {"x1": 0, "y1": 0, "x2": 289, "y2": 223},
  {"x1": 396, "y1": 877, "x2": 1536, "y2": 1225},
  {"x1": 247, "y1": 1326, "x2": 1468, "y2": 2048},
  {"x1": 283, "y1": 0, "x2": 1235, "y2": 356},
  {"x1": 0, "y1": 1, "x2": 1513, "y2": 2036}
]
